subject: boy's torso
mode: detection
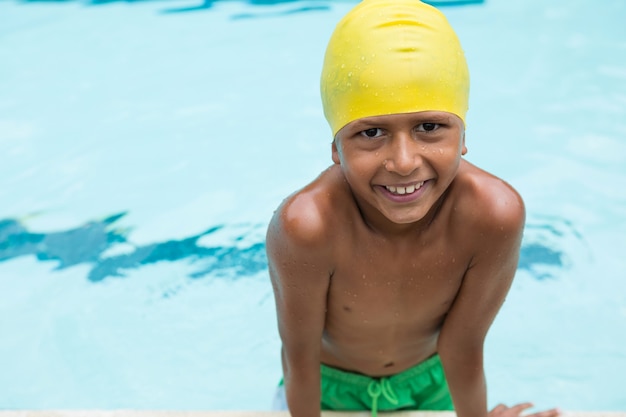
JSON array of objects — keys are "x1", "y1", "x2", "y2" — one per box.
[{"x1": 292, "y1": 160, "x2": 501, "y2": 378}]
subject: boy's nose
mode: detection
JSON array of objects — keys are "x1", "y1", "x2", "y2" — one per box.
[{"x1": 383, "y1": 135, "x2": 421, "y2": 176}]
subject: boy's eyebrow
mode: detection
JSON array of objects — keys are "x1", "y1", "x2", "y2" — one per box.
[
  {"x1": 411, "y1": 113, "x2": 453, "y2": 123},
  {"x1": 352, "y1": 112, "x2": 453, "y2": 128},
  {"x1": 351, "y1": 119, "x2": 381, "y2": 128}
]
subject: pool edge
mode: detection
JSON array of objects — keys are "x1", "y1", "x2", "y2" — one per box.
[{"x1": 0, "y1": 411, "x2": 623, "y2": 417}]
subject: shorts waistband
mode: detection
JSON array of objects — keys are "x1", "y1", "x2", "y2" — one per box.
[{"x1": 320, "y1": 353, "x2": 442, "y2": 387}]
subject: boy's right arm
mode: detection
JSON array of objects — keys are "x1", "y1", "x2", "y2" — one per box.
[{"x1": 266, "y1": 198, "x2": 333, "y2": 417}]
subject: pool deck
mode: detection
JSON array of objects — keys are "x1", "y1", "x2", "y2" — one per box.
[{"x1": 0, "y1": 412, "x2": 623, "y2": 417}]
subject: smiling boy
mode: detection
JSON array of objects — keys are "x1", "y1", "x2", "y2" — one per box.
[{"x1": 266, "y1": 1, "x2": 560, "y2": 417}]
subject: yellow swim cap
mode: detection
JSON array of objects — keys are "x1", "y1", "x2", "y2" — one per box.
[{"x1": 321, "y1": 0, "x2": 469, "y2": 137}]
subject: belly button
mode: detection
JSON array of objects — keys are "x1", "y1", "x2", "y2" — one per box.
[{"x1": 384, "y1": 362, "x2": 394, "y2": 368}]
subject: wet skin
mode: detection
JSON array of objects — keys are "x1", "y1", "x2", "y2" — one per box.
[{"x1": 267, "y1": 111, "x2": 558, "y2": 417}]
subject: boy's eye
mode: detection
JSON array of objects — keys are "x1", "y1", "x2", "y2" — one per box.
[
  {"x1": 360, "y1": 128, "x2": 384, "y2": 138},
  {"x1": 417, "y1": 123, "x2": 440, "y2": 132}
]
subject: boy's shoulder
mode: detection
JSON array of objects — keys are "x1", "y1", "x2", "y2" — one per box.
[
  {"x1": 267, "y1": 165, "x2": 352, "y2": 249},
  {"x1": 451, "y1": 160, "x2": 526, "y2": 237}
]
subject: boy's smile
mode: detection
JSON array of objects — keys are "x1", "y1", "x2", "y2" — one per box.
[
  {"x1": 332, "y1": 111, "x2": 466, "y2": 231},
  {"x1": 378, "y1": 180, "x2": 427, "y2": 202},
  {"x1": 383, "y1": 181, "x2": 425, "y2": 196}
]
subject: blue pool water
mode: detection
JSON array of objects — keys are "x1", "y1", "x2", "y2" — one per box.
[{"x1": 1, "y1": 0, "x2": 625, "y2": 411}]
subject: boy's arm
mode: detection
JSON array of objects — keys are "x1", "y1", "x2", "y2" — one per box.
[
  {"x1": 266, "y1": 198, "x2": 332, "y2": 417},
  {"x1": 437, "y1": 184, "x2": 525, "y2": 417}
]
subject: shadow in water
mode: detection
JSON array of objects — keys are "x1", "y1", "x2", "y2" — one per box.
[
  {"x1": 15, "y1": 0, "x2": 485, "y2": 16},
  {"x1": 518, "y1": 243, "x2": 563, "y2": 278},
  {"x1": 519, "y1": 218, "x2": 584, "y2": 280},
  {"x1": 1, "y1": 211, "x2": 575, "y2": 283},
  {"x1": 0, "y1": 213, "x2": 267, "y2": 282},
  {"x1": 161, "y1": 0, "x2": 485, "y2": 16}
]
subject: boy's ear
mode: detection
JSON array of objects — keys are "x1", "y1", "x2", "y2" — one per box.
[{"x1": 331, "y1": 140, "x2": 341, "y2": 164}]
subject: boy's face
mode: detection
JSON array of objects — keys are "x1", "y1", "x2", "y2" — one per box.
[{"x1": 332, "y1": 111, "x2": 466, "y2": 226}]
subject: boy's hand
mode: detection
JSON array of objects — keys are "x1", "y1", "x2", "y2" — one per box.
[{"x1": 489, "y1": 403, "x2": 561, "y2": 417}]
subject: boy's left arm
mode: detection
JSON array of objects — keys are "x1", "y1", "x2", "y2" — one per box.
[{"x1": 437, "y1": 185, "x2": 558, "y2": 417}]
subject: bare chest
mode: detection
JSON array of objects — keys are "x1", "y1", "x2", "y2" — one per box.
[{"x1": 327, "y1": 236, "x2": 468, "y2": 328}]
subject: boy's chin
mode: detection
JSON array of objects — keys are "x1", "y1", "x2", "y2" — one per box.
[{"x1": 379, "y1": 209, "x2": 430, "y2": 226}]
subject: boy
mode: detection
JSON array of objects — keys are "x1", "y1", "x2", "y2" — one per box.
[{"x1": 266, "y1": 1, "x2": 560, "y2": 417}]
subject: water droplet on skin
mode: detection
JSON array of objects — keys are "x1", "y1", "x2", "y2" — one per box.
[{"x1": 439, "y1": 148, "x2": 444, "y2": 154}]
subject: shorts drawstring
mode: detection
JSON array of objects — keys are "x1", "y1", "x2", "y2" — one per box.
[{"x1": 367, "y1": 377, "x2": 399, "y2": 417}]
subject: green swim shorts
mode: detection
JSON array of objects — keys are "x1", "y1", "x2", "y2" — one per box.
[{"x1": 321, "y1": 354, "x2": 453, "y2": 417}]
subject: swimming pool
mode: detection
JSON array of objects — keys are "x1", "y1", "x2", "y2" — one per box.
[{"x1": 1, "y1": 0, "x2": 625, "y2": 411}]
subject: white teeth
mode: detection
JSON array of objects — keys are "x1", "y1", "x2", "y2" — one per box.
[{"x1": 385, "y1": 181, "x2": 424, "y2": 195}]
